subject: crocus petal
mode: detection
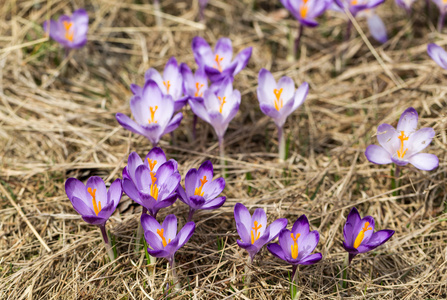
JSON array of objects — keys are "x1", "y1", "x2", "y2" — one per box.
[
  {"x1": 234, "y1": 203, "x2": 251, "y2": 244},
  {"x1": 152, "y1": 194, "x2": 178, "y2": 216},
  {"x1": 428, "y1": 43, "x2": 447, "y2": 69},
  {"x1": 407, "y1": 127, "x2": 435, "y2": 155},
  {"x1": 184, "y1": 168, "x2": 198, "y2": 197},
  {"x1": 202, "y1": 177, "x2": 225, "y2": 199},
  {"x1": 163, "y1": 112, "x2": 183, "y2": 135},
  {"x1": 362, "y1": 229, "x2": 394, "y2": 249},
  {"x1": 86, "y1": 177, "x2": 107, "y2": 205},
  {"x1": 116, "y1": 113, "x2": 146, "y2": 136},
  {"x1": 135, "y1": 164, "x2": 151, "y2": 192},
  {"x1": 189, "y1": 98, "x2": 211, "y2": 123},
  {"x1": 200, "y1": 196, "x2": 226, "y2": 210},
  {"x1": 122, "y1": 178, "x2": 141, "y2": 203},
  {"x1": 70, "y1": 196, "x2": 94, "y2": 216},
  {"x1": 251, "y1": 208, "x2": 267, "y2": 237},
  {"x1": 267, "y1": 243, "x2": 288, "y2": 261},
  {"x1": 268, "y1": 218, "x2": 288, "y2": 241},
  {"x1": 162, "y1": 214, "x2": 178, "y2": 243},
  {"x1": 292, "y1": 82, "x2": 309, "y2": 112},
  {"x1": 215, "y1": 38, "x2": 233, "y2": 69},
  {"x1": 396, "y1": 107, "x2": 418, "y2": 133},
  {"x1": 233, "y1": 47, "x2": 252, "y2": 75},
  {"x1": 192, "y1": 36, "x2": 214, "y2": 68},
  {"x1": 367, "y1": 13, "x2": 387, "y2": 44},
  {"x1": 189, "y1": 195, "x2": 206, "y2": 209},
  {"x1": 291, "y1": 215, "x2": 310, "y2": 236},
  {"x1": 298, "y1": 252, "x2": 323, "y2": 265},
  {"x1": 177, "y1": 185, "x2": 189, "y2": 205},
  {"x1": 344, "y1": 207, "x2": 361, "y2": 247},
  {"x1": 107, "y1": 178, "x2": 123, "y2": 208},
  {"x1": 65, "y1": 177, "x2": 88, "y2": 201},
  {"x1": 82, "y1": 215, "x2": 107, "y2": 226},
  {"x1": 145, "y1": 230, "x2": 164, "y2": 251},
  {"x1": 126, "y1": 152, "x2": 144, "y2": 181},
  {"x1": 365, "y1": 144, "x2": 393, "y2": 165},
  {"x1": 145, "y1": 147, "x2": 167, "y2": 172},
  {"x1": 408, "y1": 153, "x2": 439, "y2": 171},
  {"x1": 376, "y1": 123, "x2": 398, "y2": 155},
  {"x1": 141, "y1": 214, "x2": 161, "y2": 235},
  {"x1": 175, "y1": 221, "x2": 196, "y2": 250},
  {"x1": 299, "y1": 230, "x2": 320, "y2": 257}
]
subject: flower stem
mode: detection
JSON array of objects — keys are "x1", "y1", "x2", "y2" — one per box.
[
  {"x1": 153, "y1": 0, "x2": 163, "y2": 27},
  {"x1": 135, "y1": 207, "x2": 147, "y2": 253},
  {"x1": 218, "y1": 136, "x2": 227, "y2": 178},
  {"x1": 192, "y1": 114, "x2": 198, "y2": 141},
  {"x1": 438, "y1": 12, "x2": 445, "y2": 32},
  {"x1": 345, "y1": 19, "x2": 352, "y2": 42},
  {"x1": 187, "y1": 208, "x2": 195, "y2": 222},
  {"x1": 277, "y1": 125, "x2": 286, "y2": 162},
  {"x1": 169, "y1": 258, "x2": 181, "y2": 290},
  {"x1": 243, "y1": 256, "x2": 252, "y2": 295},
  {"x1": 291, "y1": 265, "x2": 301, "y2": 299},
  {"x1": 99, "y1": 224, "x2": 115, "y2": 262},
  {"x1": 341, "y1": 253, "x2": 350, "y2": 289},
  {"x1": 294, "y1": 23, "x2": 304, "y2": 60}
]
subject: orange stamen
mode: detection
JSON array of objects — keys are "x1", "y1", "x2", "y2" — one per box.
[
  {"x1": 353, "y1": 222, "x2": 373, "y2": 249},
  {"x1": 148, "y1": 106, "x2": 158, "y2": 124},
  {"x1": 290, "y1": 233, "x2": 301, "y2": 259},
  {"x1": 150, "y1": 172, "x2": 159, "y2": 200},
  {"x1": 63, "y1": 21, "x2": 74, "y2": 42},
  {"x1": 214, "y1": 54, "x2": 224, "y2": 72},
  {"x1": 397, "y1": 131, "x2": 409, "y2": 159},
  {"x1": 194, "y1": 176, "x2": 208, "y2": 196},
  {"x1": 351, "y1": 0, "x2": 358, "y2": 4},
  {"x1": 218, "y1": 96, "x2": 226, "y2": 114},
  {"x1": 163, "y1": 81, "x2": 171, "y2": 94},
  {"x1": 87, "y1": 187, "x2": 101, "y2": 216},
  {"x1": 300, "y1": 5, "x2": 309, "y2": 18},
  {"x1": 156, "y1": 228, "x2": 171, "y2": 247},
  {"x1": 250, "y1": 221, "x2": 262, "y2": 244},
  {"x1": 195, "y1": 82, "x2": 204, "y2": 97},
  {"x1": 273, "y1": 88, "x2": 283, "y2": 111},
  {"x1": 147, "y1": 158, "x2": 157, "y2": 171}
]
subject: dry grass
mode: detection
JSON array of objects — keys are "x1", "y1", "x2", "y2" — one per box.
[{"x1": 1, "y1": 0, "x2": 447, "y2": 299}]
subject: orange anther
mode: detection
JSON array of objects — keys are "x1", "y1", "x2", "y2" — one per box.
[
  {"x1": 251, "y1": 221, "x2": 262, "y2": 244},
  {"x1": 194, "y1": 176, "x2": 208, "y2": 196},
  {"x1": 87, "y1": 187, "x2": 101, "y2": 216},
  {"x1": 147, "y1": 159, "x2": 157, "y2": 171},
  {"x1": 273, "y1": 88, "x2": 284, "y2": 111},
  {"x1": 148, "y1": 106, "x2": 158, "y2": 124},
  {"x1": 157, "y1": 228, "x2": 171, "y2": 247},
  {"x1": 214, "y1": 54, "x2": 224, "y2": 72},
  {"x1": 290, "y1": 233, "x2": 301, "y2": 259},
  {"x1": 63, "y1": 21, "x2": 74, "y2": 42},
  {"x1": 195, "y1": 82, "x2": 204, "y2": 97},
  {"x1": 353, "y1": 222, "x2": 372, "y2": 249},
  {"x1": 218, "y1": 96, "x2": 226, "y2": 114},
  {"x1": 163, "y1": 81, "x2": 171, "y2": 94},
  {"x1": 397, "y1": 131, "x2": 409, "y2": 159}
]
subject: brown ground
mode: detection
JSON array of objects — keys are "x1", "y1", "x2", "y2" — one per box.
[{"x1": 1, "y1": 0, "x2": 446, "y2": 299}]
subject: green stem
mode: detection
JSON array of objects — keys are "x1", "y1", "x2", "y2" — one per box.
[
  {"x1": 169, "y1": 258, "x2": 181, "y2": 290},
  {"x1": 243, "y1": 256, "x2": 252, "y2": 295},
  {"x1": 99, "y1": 224, "x2": 115, "y2": 262},
  {"x1": 218, "y1": 136, "x2": 227, "y2": 178},
  {"x1": 291, "y1": 265, "x2": 301, "y2": 299},
  {"x1": 278, "y1": 125, "x2": 286, "y2": 162},
  {"x1": 341, "y1": 253, "x2": 350, "y2": 289}
]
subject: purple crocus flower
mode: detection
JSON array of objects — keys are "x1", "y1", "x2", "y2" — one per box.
[
  {"x1": 180, "y1": 64, "x2": 209, "y2": 102},
  {"x1": 116, "y1": 80, "x2": 183, "y2": 147},
  {"x1": 131, "y1": 57, "x2": 188, "y2": 111},
  {"x1": 192, "y1": 37, "x2": 252, "y2": 83},
  {"x1": 427, "y1": 43, "x2": 447, "y2": 69},
  {"x1": 432, "y1": 0, "x2": 447, "y2": 31},
  {"x1": 188, "y1": 77, "x2": 240, "y2": 144},
  {"x1": 234, "y1": 203, "x2": 288, "y2": 262},
  {"x1": 395, "y1": 0, "x2": 416, "y2": 13},
  {"x1": 267, "y1": 215, "x2": 322, "y2": 265},
  {"x1": 280, "y1": 0, "x2": 331, "y2": 27},
  {"x1": 359, "y1": 9, "x2": 387, "y2": 43},
  {"x1": 177, "y1": 160, "x2": 226, "y2": 222},
  {"x1": 122, "y1": 155, "x2": 180, "y2": 217},
  {"x1": 43, "y1": 9, "x2": 88, "y2": 49},
  {"x1": 343, "y1": 207, "x2": 394, "y2": 263},
  {"x1": 141, "y1": 214, "x2": 195, "y2": 283},
  {"x1": 257, "y1": 69, "x2": 308, "y2": 129},
  {"x1": 65, "y1": 176, "x2": 122, "y2": 260},
  {"x1": 365, "y1": 107, "x2": 439, "y2": 171},
  {"x1": 334, "y1": 0, "x2": 385, "y2": 17}
]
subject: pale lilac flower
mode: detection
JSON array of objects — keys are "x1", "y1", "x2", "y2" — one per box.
[
  {"x1": 188, "y1": 77, "x2": 240, "y2": 142},
  {"x1": 343, "y1": 207, "x2": 394, "y2": 263},
  {"x1": 267, "y1": 215, "x2": 322, "y2": 265},
  {"x1": 116, "y1": 80, "x2": 183, "y2": 147},
  {"x1": 432, "y1": 0, "x2": 447, "y2": 31},
  {"x1": 359, "y1": 9, "x2": 387, "y2": 43},
  {"x1": 131, "y1": 57, "x2": 188, "y2": 111},
  {"x1": 43, "y1": 9, "x2": 88, "y2": 49},
  {"x1": 365, "y1": 107, "x2": 439, "y2": 171},
  {"x1": 192, "y1": 37, "x2": 252, "y2": 83},
  {"x1": 427, "y1": 43, "x2": 447, "y2": 69},
  {"x1": 122, "y1": 156, "x2": 180, "y2": 217},
  {"x1": 334, "y1": 0, "x2": 385, "y2": 16},
  {"x1": 395, "y1": 0, "x2": 417, "y2": 13},
  {"x1": 280, "y1": 0, "x2": 332, "y2": 27},
  {"x1": 234, "y1": 203, "x2": 288, "y2": 262},
  {"x1": 177, "y1": 161, "x2": 226, "y2": 222},
  {"x1": 257, "y1": 69, "x2": 308, "y2": 128},
  {"x1": 180, "y1": 64, "x2": 209, "y2": 102}
]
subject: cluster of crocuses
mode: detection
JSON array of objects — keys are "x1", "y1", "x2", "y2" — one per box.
[{"x1": 65, "y1": 147, "x2": 226, "y2": 283}]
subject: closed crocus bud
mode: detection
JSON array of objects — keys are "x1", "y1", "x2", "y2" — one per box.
[{"x1": 427, "y1": 43, "x2": 447, "y2": 69}]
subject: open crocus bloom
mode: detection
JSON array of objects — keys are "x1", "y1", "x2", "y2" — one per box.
[
  {"x1": 234, "y1": 203, "x2": 288, "y2": 262},
  {"x1": 65, "y1": 176, "x2": 122, "y2": 225},
  {"x1": 122, "y1": 147, "x2": 178, "y2": 183},
  {"x1": 189, "y1": 78, "x2": 241, "y2": 141},
  {"x1": 177, "y1": 161, "x2": 226, "y2": 221},
  {"x1": 141, "y1": 214, "x2": 195, "y2": 264},
  {"x1": 116, "y1": 80, "x2": 183, "y2": 147},
  {"x1": 192, "y1": 36, "x2": 252, "y2": 83},
  {"x1": 122, "y1": 159, "x2": 180, "y2": 217},
  {"x1": 365, "y1": 107, "x2": 438, "y2": 171},
  {"x1": 180, "y1": 63, "x2": 209, "y2": 102},
  {"x1": 267, "y1": 215, "x2": 322, "y2": 265},
  {"x1": 427, "y1": 43, "x2": 447, "y2": 69},
  {"x1": 280, "y1": 0, "x2": 331, "y2": 27},
  {"x1": 131, "y1": 57, "x2": 188, "y2": 111},
  {"x1": 333, "y1": 0, "x2": 385, "y2": 17},
  {"x1": 43, "y1": 9, "x2": 88, "y2": 49},
  {"x1": 257, "y1": 69, "x2": 309, "y2": 128},
  {"x1": 343, "y1": 207, "x2": 394, "y2": 263}
]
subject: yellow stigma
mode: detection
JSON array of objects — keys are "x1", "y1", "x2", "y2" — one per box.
[
  {"x1": 87, "y1": 187, "x2": 101, "y2": 216},
  {"x1": 194, "y1": 176, "x2": 208, "y2": 196},
  {"x1": 148, "y1": 106, "x2": 158, "y2": 124},
  {"x1": 351, "y1": 0, "x2": 358, "y2": 4},
  {"x1": 214, "y1": 54, "x2": 224, "y2": 72},
  {"x1": 195, "y1": 82, "x2": 204, "y2": 97},
  {"x1": 300, "y1": 5, "x2": 309, "y2": 18},
  {"x1": 397, "y1": 131, "x2": 409, "y2": 159},
  {"x1": 147, "y1": 158, "x2": 157, "y2": 171},
  {"x1": 63, "y1": 21, "x2": 74, "y2": 42},
  {"x1": 156, "y1": 228, "x2": 171, "y2": 247},
  {"x1": 250, "y1": 221, "x2": 262, "y2": 244},
  {"x1": 150, "y1": 172, "x2": 159, "y2": 200},
  {"x1": 273, "y1": 88, "x2": 283, "y2": 111},
  {"x1": 290, "y1": 233, "x2": 301, "y2": 259},
  {"x1": 218, "y1": 96, "x2": 226, "y2": 114},
  {"x1": 353, "y1": 222, "x2": 372, "y2": 249},
  {"x1": 163, "y1": 81, "x2": 171, "y2": 94}
]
